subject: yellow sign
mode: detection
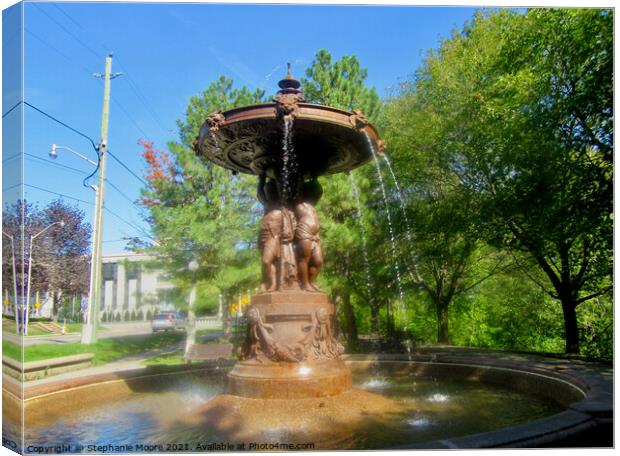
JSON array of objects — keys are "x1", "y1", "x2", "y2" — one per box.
[
  {"x1": 34, "y1": 291, "x2": 41, "y2": 309},
  {"x1": 3, "y1": 290, "x2": 9, "y2": 307}
]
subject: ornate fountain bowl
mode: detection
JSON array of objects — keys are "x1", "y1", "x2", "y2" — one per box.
[{"x1": 196, "y1": 102, "x2": 384, "y2": 176}]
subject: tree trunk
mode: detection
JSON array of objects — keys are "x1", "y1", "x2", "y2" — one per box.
[
  {"x1": 341, "y1": 291, "x2": 358, "y2": 343},
  {"x1": 561, "y1": 298, "x2": 580, "y2": 354},
  {"x1": 370, "y1": 304, "x2": 380, "y2": 336},
  {"x1": 52, "y1": 291, "x2": 61, "y2": 322},
  {"x1": 435, "y1": 298, "x2": 449, "y2": 344},
  {"x1": 386, "y1": 299, "x2": 396, "y2": 337}
]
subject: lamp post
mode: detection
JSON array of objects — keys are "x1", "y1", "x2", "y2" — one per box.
[
  {"x1": 49, "y1": 144, "x2": 98, "y2": 166},
  {"x1": 185, "y1": 259, "x2": 199, "y2": 356},
  {"x1": 49, "y1": 144, "x2": 100, "y2": 344},
  {"x1": 25, "y1": 220, "x2": 65, "y2": 334},
  {"x1": 2, "y1": 231, "x2": 19, "y2": 333}
]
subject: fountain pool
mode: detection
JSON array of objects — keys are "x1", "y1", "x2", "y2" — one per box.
[{"x1": 3, "y1": 350, "x2": 611, "y2": 451}]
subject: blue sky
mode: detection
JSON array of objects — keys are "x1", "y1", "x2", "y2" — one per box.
[{"x1": 6, "y1": 1, "x2": 480, "y2": 253}]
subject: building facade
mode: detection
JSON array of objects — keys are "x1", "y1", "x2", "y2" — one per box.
[{"x1": 100, "y1": 252, "x2": 177, "y2": 321}]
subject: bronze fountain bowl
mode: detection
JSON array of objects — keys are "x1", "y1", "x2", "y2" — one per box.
[{"x1": 195, "y1": 102, "x2": 384, "y2": 177}]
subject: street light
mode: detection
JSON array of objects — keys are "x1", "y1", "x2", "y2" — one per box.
[
  {"x1": 25, "y1": 220, "x2": 65, "y2": 334},
  {"x1": 49, "y1": 144, "x2": 98, "y2": 166},
  {"x1": 2, "y1": 230, "x2": 19, "y2": 333},
  {"x1": 49, "y1": 144, "x2": 101, "y2": 344},
  {"x1": 185, "y1": 259, "x2": 199, "y2": 357}
]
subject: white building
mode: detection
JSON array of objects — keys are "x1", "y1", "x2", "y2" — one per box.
[{"x1": 100, "y1": 252, "x2": 178, "y2": 321}]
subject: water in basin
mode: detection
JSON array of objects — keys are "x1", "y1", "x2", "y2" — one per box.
[{"x1": 12, "y1": 369, "x2": 564, "y2": 451}]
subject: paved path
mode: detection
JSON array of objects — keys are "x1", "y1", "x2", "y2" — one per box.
[
  {"x1": 3, "y1": 321, "x2": 223, "y2": 346},
  {"x1": 22, "y1": 331, "x2": 225, "y2": 388},
  {"x1": 3, "y1": 324, "x2": 155, "y2": 346}
]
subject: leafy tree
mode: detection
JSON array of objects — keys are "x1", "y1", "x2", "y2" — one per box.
[
  {"x1": 301, "y1": 50, "x2": 385, "y2": 338},
  {"x1": 40, "y1": 200, "x2": 91, "y2": 321},
  {"x1": 302, "y1": 50, "x2": 382, "y2": 122},
  {"x1": 138, "y1": 77, "x2": 267, "y2": 314},
  {"x1": 393, "y1": 9, "x2": 612, "y2": 353},
  {"x1": 2, "y1": 199, "x2": 91, "y2": 323}
]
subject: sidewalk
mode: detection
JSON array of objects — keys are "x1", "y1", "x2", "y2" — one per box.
[
  {"x1": 3, "y1": 323, "x2": 153, "y2": 346},
  {"x1": 22, "y1": 331, "x2": 224, "y2": 388}
]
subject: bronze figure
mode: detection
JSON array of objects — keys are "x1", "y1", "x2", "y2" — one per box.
[
  {"x1": 279, "y1": 207, "x2": 298, "y2": 290},
  {"x1": 257, "y1": 173, "x2": 283, "y2": 292},
  {"x1": 294, "y1": 179, "x2": 323, "y2": 292},
  {"x1": 197, "y1": 66, "x2": 383, "y2": 399}
]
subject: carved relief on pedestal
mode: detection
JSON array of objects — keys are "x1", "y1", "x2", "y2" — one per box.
[
  {"x1": 237, "y1": 304, "x2": 344, "y2": 364},
  {"x1": 237, "y1": 306, "x2": 307, "y2": 363},
  {"x1": 311, "y1": 307, "x2": 345, "y2": 360}
]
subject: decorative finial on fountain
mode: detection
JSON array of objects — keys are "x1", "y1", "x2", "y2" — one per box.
[
  {"x1": 274, "y1": 62, "x2": 305, "y2": 118},
  {"x1": 278, "y1": 62, "x2": 301, "y2": 92}
]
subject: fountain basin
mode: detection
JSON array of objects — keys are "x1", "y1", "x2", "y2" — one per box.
[
  {"x1": 3, "y1": 348, "x2": 612, "y2": 450},
  {"x1": 196, "y1": 103, "x2": 383, "y2": 177}
]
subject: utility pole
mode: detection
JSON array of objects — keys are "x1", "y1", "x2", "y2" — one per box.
[{"x1": 81, "y1": 54, "x2": 122, "y2": 344}]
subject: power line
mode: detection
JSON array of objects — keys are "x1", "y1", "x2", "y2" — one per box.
[
  {"x1": 25, "y1": 183, "x2": 94, "y2": 206},
  {"x1": 108, "y1": 91, "x2": 151, "y2": 138},
  {"x1": 50, "y1": 4, "x2": 169, "y2": 137},
  {"x1": 105, "y1": 179, "x2": 139, "y2": 207},
  {"x1": 24, "y1": 101, "x2": 98, "y2": 151},
  {"x1": 27, "y1": 12, "x2": 157, "y2": 142},
  {"x1": 32, "y1": 2, "x2": 101, "y2": 61},
  {"x1": 24, "y1": 183, "x2": 150, "y2": 239},
  {"x1": 2, "y1": 100, "x2": 22, "y2": 118},
  {"x1": 25, "y1": 153, "x2": 142, "y2": 210},
  {"x1": 115, "y1": 57, "x2": 169, "y2": 135},
  {"x1": 25, "y1": 153, "x2": 89, "y2": 176},
  {"x1": 2, "y1": 154, "x2": 21, "y2": 164},
  {"x1": 23, "y1": 102, "x2": 147, "y2": 188},
  {"x1": 108, "y1": 150, "x2": 148, "y2": 186},
  {"x1": 3, "y1": 183, "x2": 21, "y2": 192},
  {"x1": 25, "y1": 27, "x2": 96, "y2": 78}
]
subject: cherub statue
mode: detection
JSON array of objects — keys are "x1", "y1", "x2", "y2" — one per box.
[
  {"x1": 294, "y1": 178, "x2": 324, "y2": 292},
  {"x1": 257, "y1": 173, "x2": 282, "y2": 292}
]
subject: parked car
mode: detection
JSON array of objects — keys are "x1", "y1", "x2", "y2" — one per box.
[{"x1": 150, "y1": 311, "x2": 186, "y2": 332}]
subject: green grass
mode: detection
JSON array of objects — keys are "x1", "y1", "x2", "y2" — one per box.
[
  {"x1": 2, "y1": 319, "x2": 98, "y2": 335},
  {"x1": 3, "y1": 331, "x2": 185, "y2": 365},
  {"x1": 141, "y1": 331, "x2": 236, "y2": 366},
  {"x1": 3, "y1": 341, "x2": 22, "y2": 360},
  {"x1": 195, "y1": 327, "x2": 225, "y2": 338},
  {"x1": 142, "y1": 350, "x2": 185, "y2": 366}
]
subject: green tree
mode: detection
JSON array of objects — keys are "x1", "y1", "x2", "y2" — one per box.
[
  {"x1": 381, "y1": 101, "x2": 507, "y2": 344},
  {"x1": 41, "y1": 200, "x2": 91, "y2": 322},
  {"x1": 2, "y1": 199, "x2": 91, "y2": 322},
  {"x1": 302, "y1": 50, "x2": 382, "y2": 122},
  {"x1": 393, "y1": 9, "x2": 612, "y2": 353},
  {"x1": 138, "y1": 76, "x2": 267, "y2": 312},
  {"x1": 301, "y1": 50, "x2": 385, "y2": 338}
]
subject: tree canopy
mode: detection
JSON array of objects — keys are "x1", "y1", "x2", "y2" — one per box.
[
  {"x1": 136, "y1": 19, "x2": 612, "y2": 359},
  {"x1": 386, "y1": 8, "x2": 612, "y2": 353}
]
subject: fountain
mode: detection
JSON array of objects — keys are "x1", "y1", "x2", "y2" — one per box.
[
  {"x1": 193, "y1": 64, "x2": 385, "y2": 402},
  {"x1": 3, "y1": 66, "x2": 611, "y2": 451}
]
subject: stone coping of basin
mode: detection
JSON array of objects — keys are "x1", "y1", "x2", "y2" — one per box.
[
  {"x1": 3, "y1": 347, "x2": 612, "y2": 448},
  {"x1": 2, "y1": 353, "x2": 94, "y2": 372}
]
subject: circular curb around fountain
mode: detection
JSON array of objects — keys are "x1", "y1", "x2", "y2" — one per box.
[{"x1": 3, "y1": 347, "x2": 612, "y2": 448}]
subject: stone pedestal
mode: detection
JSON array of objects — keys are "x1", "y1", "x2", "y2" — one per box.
[{"x1": 227, "y1": 291, "x2": 351, "y2": 399}]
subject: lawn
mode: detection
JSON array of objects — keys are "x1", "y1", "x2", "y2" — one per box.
[
  {"x1": 2, "y1": 318, "x2": 84, "y2": 335},
  {"x1": 142, "y1": 330, "x2": 237, "y2": 366},
  {"x1": 3, "y1": 331, "x2": 185, "y2": 364}
]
